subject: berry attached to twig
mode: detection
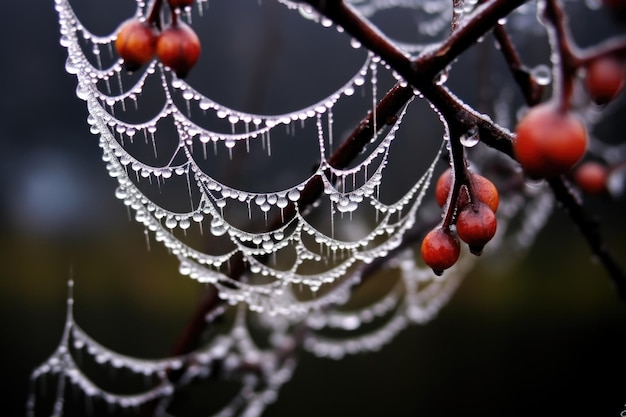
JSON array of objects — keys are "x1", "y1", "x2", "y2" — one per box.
[
  {"x1": 435, "y1": 168, "x2": 499, "y2": 213},
  {"x1": 157, "y1": 21, "x2": 201, "y2": 78},
  {"x1": 455, "y1": 202, "x2": 497, "y2": 256},
  {"x1": 421, "y1": 227, "x2": 461, "y2": 276},
  {"x1": 115, "y1": 18, "x2": 158, "y2": 72},
  {"x1": 584, "y1": 56, "x2": 625, "y2": 105},
  {"x1": 513, "y1": 103, "x2": 588, "y2": 178},
  {"x1": 573, "y1": 160, "x2": 609, "y2": 195}
]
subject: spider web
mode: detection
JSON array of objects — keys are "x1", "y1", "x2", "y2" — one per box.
[
  {"x1": 31, "y1": 0, "x2": 585, "y2": 415},
  {"x1": 55, "y1": 0, "x2": 469, "y2": 315}
]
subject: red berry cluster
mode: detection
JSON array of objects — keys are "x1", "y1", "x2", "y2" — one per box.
[
  {"x1": 421, "y1": 168, "x2": 499, "y2": 275},
  {"x1": 115, "y1": 0, "x2": 200, "y2": 78}
]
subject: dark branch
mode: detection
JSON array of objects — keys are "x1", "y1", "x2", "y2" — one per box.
[{"x1": 169, "y1": 0, "x2": 626, "y2": 381}]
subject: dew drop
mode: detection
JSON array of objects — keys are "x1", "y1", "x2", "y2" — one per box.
[
  {"x1": 460, "y1": 127, "x2": 480, "y2": 148},
  {"x1": 114, "y1": 186, "x2": 128, "y2": 202},
  {"x1": 277, "y1": 197, "x2": 289, "y2": 209},
  {"x1": 165, "y1": 217, "x2": 178, "y2": 229},
  {"x1": 199, "y1": 98, "x2": 212, "y2": 110},
  {"x1": 531, "y1": 64, "x2": 552, "y2": 86},
  {"x1": 179, "y1": 218, "x2": 191, "y2": 230},
  {"x1": 210, "y1": 217, "x2": 227, "y2": 236},
  {"x1": 288, "y1": 189, "x2": 301, "y2": 202}
]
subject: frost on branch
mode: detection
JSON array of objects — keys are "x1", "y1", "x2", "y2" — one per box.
[{"x1": 31, "y1": 0, "x2": 626, "y2": 415}]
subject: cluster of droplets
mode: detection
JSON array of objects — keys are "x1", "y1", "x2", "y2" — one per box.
[
  {"x1": 28, "y1": 281, "x2": 297, "y2": 417},
  {"x1": 57, "y1": 0, "x2": 463, "y2": 315},
  {"x1": 29, "y1": 170, "x2": 555, "y2": 414}
]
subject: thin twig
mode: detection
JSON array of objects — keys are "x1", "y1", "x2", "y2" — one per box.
[{"x1": 492, "y1": 24, "x2": 545, "y2": 106}]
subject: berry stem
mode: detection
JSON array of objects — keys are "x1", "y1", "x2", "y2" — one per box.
[
  {"x1": 548, "y1": 178, "x2": 626, "y2": 300},
  {"x1": 441, "y1": 123, "x2": 472, "y2": 229},
  {"x1": 578, "y1": 35, "x2": 626, "y2": 65},
  {"x1": 541, "y1": 0, "x2": 581, "y2": 113},
  {"x1": 492, "y1": 23, "x2": 545, "y2": 106},
  {"x1": 147, "y1": 0, "x2": 164, "y2": 30}
]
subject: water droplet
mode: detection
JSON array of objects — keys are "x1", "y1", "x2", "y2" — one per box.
[
  {"x1": 65, "y1": 58, "x2": 79, "y2": 74},
  {"x1": 199, "y1": 98, "x2": 212, "y2": 110},
  {"x1": 76, "y1": 83, "x2": 89, "y2": 100},
  {"x1": 115, "y1": 187, "x2": 127, "y2": 200},
  {"x1": 277, "y1": 196, "x2": 289, "y2": 208},
  {"x1": 288, "y1": 189, "x2": 300, "y2": 201},
  {"x1": 460, "y1": 127, "x2": 480, "y2": 147},
  {"x1": 531, "y1": 64, "x2": 552, "y2": 86},
  {"x1": 210, "y1": 217, "x2": 227, "y2": 236},
  {"x1": 179, "y1": 218, "x2": 191, "y2": 229},
  {"x1": 165, "y1": 217, "x2": 178, "y2": 229}
]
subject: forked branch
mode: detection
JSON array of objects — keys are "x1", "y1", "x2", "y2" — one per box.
[{"x1": 169, "y1": 0, "x2": 626, "y2": 384}]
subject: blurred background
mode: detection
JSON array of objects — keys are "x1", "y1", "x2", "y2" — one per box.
[{"x1": 2, "y1": 1, "x2": 626, "y2": 416}]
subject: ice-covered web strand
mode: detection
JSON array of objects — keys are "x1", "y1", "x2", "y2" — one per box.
[
  {"x1": 28, "y1": 280, "x2": 298, "y2": 417},
  {"x1": 25, "y1": 176, "x2": 559, "y2": 417},
  {"x1": 58, "y1": 0, "x2": 467, "y2": 314}
]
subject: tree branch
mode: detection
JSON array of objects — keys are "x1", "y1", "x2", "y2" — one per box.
[{"x1": 169, "y1": 0, "x2": 626, "y2": 379}]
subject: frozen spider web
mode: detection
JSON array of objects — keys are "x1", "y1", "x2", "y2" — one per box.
[
  {"x1": 28, "y1": 0, "x2": 581, "y2": 415},
  {"x1": 53, "y1": 0, "x2": 590, "y2": 318},
  {"x1": 55, "y1": 0, "x2": 474, "y2": 315}
]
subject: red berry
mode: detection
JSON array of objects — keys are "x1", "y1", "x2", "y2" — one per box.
[
  {"x1": 455, "y1": 202, "x2": 497, "y2": 256},
  {"x1": 156, "y1": 22, "x2": 201, "y2": 78},
  {"x1": 435, "y1": 168, "x2": 499, "y2": 213},
  {"x1": 469, "y1": 173, "x2": 499, "y2": 213},
  {"x1": 585, "y1": 57, "x2": 625, "y2": 105},
  {"x1": 573, "y1": 161, "x2": 608, "y2": 195},
  {"x1": 115, "y1": 18, "x2": 158, "y2": 72},
  {"x1": 514, "y1": 103, "x2": 588, "y2": 178},
  {"x1": 168, "y1": 0, "x2": 194, "y2": 8},
  {"x1": 434, "y1": 168, "x2": 454, "y2": 208},
  {"x1": 421, "y1": 227, "x2": 461, "y2": 275}
]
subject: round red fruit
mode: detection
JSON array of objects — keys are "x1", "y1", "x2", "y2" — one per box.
[
  {"x1": 115, "y1": 18, "x2": 158, "y2": 72},
  {"x1": 513, "y1": 103, "x2": 587, "y2": 178},
  {"x1": 456, "y1": 202, "x2": 497, "y2": 256},
  {"x1": 435, "y1": 168, "x2": 499, "y2": 213},
  {"x1": 469, "y1": 173, "x2": 499, "y2": 213},
  {"x1": 573, "y1": 161, "x2": 608, "y2": 195},
  {"x1": 421, "y1": 227, "x2": 461, "y2": 276},
  {"x1": 435, "y1": 168, "x2": 454, "y2": 208},
  {"x1": 157, "y1": 22, "x2": 201, "y2": 78},
  {"x1": 584, "y1": 57, "x2": 625, "y2": 105}
]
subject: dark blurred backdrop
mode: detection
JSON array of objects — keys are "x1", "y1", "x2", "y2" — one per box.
[{"x1": 2, "y1": 1, "x2": 626, "y2": 416}]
